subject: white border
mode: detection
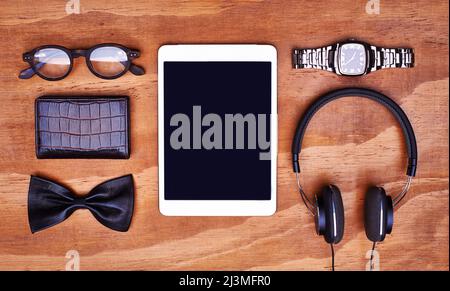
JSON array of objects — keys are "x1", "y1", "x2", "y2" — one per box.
[{"x1": 158, "y1": 44, "x2": 277, "y2": 216}]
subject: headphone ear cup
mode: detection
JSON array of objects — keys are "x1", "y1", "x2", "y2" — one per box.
[
  {"x1": 364, "y1": 187, "x2": 394, "y2": 242},
  {"x1": 317, "y1": 185, "x2": 345, "y2": 244},
  {"x1": 315, "y1": 195, "x2": 326, "y2": 236}
]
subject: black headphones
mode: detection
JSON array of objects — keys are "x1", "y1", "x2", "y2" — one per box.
[{"x1": 292, "y1": 88, "x2": 417, "y2": 245}]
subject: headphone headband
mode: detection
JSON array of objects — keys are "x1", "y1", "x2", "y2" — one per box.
[{"x1": 292, "y1": 88, "x2": 417, "y2": 177}]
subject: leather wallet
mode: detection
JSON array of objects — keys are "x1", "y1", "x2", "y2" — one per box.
[{"x1": 35, "y1": 96, "x2": 130, "y2": 159}]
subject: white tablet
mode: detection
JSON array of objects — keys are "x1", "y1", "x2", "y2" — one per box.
[{"x1": 158, "y1": 45, "x2": 277, "y2": 216}]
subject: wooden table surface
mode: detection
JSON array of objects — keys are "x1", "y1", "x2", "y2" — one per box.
[{"x1": 0, "y1": 0, "x2": 448, "y2": 271}]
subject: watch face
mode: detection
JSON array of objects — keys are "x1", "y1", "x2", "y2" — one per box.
[{"x1": 338, "y1": 43, "x2": 367, "y2": 75}]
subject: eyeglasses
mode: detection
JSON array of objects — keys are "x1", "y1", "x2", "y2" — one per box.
[{"x1": 19, "y1": 43, "x2": 145, "y2": 81}]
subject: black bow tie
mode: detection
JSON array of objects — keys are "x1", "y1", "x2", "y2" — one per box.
[{"x1": 28, "y1": 175, "x2": 134, "y2": 233}]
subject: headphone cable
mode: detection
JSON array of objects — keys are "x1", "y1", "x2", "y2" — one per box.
[
  {"x1": 330, "y1": 243, "x2": 335, "y2": 271},
  {"x1": 295, "y1": 173, "x2": 316, "y2": 214},
  {"x1": 369, "y1": 241, "x2": 377, "y2": 271}
]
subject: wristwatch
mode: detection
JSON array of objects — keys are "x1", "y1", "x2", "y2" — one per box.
[{"x1": 292, "y1": 39, "x2": 414, "y2": 76}]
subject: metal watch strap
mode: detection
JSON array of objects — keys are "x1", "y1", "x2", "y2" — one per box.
[
  {"x1": 370, "y1": 46, "x2": 414, "y2": 72},
  {"x1": 293, "y1": 46, "x2": 336, "y2": 72}
]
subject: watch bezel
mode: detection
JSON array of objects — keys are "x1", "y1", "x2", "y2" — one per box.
[{"x1": 335, "y1": 40, "x2": 371, "y2": 76}]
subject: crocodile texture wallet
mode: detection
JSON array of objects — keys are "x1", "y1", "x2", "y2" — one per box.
[{"x1": 35, "y1": 96, "x2": 130, "y2": 159}]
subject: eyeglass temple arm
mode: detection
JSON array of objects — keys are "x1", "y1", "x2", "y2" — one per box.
[
  {"x1": 19, "y1": 62, "x2": 47, "y2": 79},
  {"x1": 127, "y1": 50, "x2": 145, "y2": 76},
  {"x1": 129, "y1": 63, "x2": 145, "y2": 75},
  {"x1": 19, "y1": 67, "x2": 35, "y2": 79}
]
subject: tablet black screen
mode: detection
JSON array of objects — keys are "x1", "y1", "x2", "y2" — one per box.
[{"x1": 164, "y1": 62, "x2": 272, "y2": 200}]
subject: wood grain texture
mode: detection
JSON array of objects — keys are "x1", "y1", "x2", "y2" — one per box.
[{"x1": 0, "y1": 0, "x2": 448, "y2": 271}]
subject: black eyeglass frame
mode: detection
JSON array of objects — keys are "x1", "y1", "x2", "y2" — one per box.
[{"x1": 20, "y1": 43, "x2": 144, "y2": 81}]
